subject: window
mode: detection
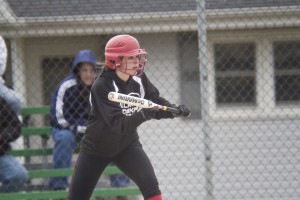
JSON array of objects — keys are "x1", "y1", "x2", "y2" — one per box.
[
  {"x1": 273, "y1": 41, "x2": 300, "y2": 104},
  {"x1": 214, "y1": 43, "x2": 256, "y2": 105},
  {"x1": 42, "y1": 56, "x2": 73, "y2": 104},
  {"x1": 178, "y1": 32, "x2": 201, "y2": 118}
]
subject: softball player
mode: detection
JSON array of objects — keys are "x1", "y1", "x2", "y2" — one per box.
[{"x1": 67, "y1": 34, "x2": 190, "y2": 200}]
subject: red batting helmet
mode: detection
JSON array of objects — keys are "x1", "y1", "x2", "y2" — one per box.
[{"x1": 105, "y1": 34, "x2": 147, "y2": 76}]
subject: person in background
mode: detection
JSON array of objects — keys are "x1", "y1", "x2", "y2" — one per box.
[
  {"x1": 109, "y1": 172, "x2": 130, "y2": 200},
  {"x1": 0, "y1": 35, "x2": 28, "y2": 193},
  {"x1": 0, "y1": 36, "x2": 24, "y2": 115},
  {"x1": 0, "y1": 96, "x2": 29, "y2": 192},
  {"x1": 49, "y1": 49, "x2": 97, "y2": 190}
]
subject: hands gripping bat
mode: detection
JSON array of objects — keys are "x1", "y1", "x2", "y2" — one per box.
[{"x1": 108, "y1": 92, "x2": 181, "y2": 115}]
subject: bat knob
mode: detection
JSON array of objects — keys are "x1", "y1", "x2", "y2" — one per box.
[{"x1": 108, "y1": 92, "x2": 114, "y2": 100}]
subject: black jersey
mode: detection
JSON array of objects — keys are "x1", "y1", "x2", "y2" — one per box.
[{"x1": 80, "y1": 70, "x2": 173, "y2": 157}]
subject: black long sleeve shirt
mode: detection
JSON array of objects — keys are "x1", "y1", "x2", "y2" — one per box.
[
  {"x1": 80, "y1": 70, "x2": 173, "y2": 157},
  {"x1": 0, "y1": 97, "x2": 22, "y2": 155}
]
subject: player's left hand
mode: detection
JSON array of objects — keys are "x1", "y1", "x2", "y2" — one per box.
[{"x1": 177, "y1": 105, "x2": 191, "y2": 117}]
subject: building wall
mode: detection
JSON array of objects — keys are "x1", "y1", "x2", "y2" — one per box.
[{"x1": 211, "y1": 119, "x2": 300, "y2": 200}]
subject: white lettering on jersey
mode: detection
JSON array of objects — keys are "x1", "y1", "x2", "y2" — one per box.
[{"x1": 120, "y1": 92, "x2": 141, "y2": 116}]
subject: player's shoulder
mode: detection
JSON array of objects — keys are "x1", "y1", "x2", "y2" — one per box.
[
  {"x1": 132, "y1": 73, "x2": 147, "y2": 82},
  {"x1": 92, "y1": 75, "x2": 113, "y2": 94},
  {"x1": 94, "y1": 75, "x2": 112, "y2": 87},
  {"x1": 139, "y1": 72, "x2": 152, "y2": 85}
]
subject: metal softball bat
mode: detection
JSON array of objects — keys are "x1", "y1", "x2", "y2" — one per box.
[{"x1": 108, "y1": 92, "x2": 181, "y2": 114}]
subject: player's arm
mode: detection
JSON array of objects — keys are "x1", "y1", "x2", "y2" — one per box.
[
  {"x1": 62, "y1": 90, "x2": 88, "y2": 134},
  {"x1": 141, "y1": 73, "x2": 175, "y2": 119},
  {"x1": 142, "y1": 73, "x2": 191, "y2": 118}
]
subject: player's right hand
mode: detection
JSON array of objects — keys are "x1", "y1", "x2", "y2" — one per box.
[{"x1": 140, "y1": 108, "x2": 158, "y2": 120}]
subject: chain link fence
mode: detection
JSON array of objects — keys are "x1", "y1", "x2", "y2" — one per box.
[{"x1": 0, "y1": 0, "x2": 300, "y2": 199}]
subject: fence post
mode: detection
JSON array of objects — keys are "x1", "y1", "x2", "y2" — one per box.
[{"x1": 196, "y1": 0, "x2": 214, "y2": 200}]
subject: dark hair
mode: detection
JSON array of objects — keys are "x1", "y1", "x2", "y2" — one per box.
[
  {"x1": 73, "y1": 63, "x2": 82, "y2": 76},
  {"x1": 95, "y1": 64, "x2": 112, "y2": 78}
]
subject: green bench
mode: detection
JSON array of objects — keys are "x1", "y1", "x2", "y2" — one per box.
[{"x1": 0, "y1": 106, "x2": 141, "y2": 200}]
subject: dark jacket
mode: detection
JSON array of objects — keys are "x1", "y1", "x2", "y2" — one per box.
[
  {"x1": 50, "y1": 50, "x2": 97, "y2": 134},
  {"x1": 81, "y1": 70, "x2": 173, "y2": 157},
  {"x1": 0, "y1": 97, "x2": 22, "y2": 155}
]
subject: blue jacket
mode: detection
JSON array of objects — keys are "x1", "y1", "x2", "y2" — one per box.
[{"x1": 50, "y1": 50, "x2": 96, "y2": 134}]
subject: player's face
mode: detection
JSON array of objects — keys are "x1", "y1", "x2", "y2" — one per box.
[
  {"x1": 120, "y1": 56, "x2": 140, "y2": 76},
  {"x1": 78, "y1": 63, "x2": 95, "y2": 86}
]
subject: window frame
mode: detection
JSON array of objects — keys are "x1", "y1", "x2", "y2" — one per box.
[
  {"x1": 273, "y1": 41, "x2": 300, "y2": 104},
  {"x1": 207, "y1": 30, "x2": 300, "y2": 121},
  {"x1": 214, "y1": 42, "x2": 257, "y2": 106}
]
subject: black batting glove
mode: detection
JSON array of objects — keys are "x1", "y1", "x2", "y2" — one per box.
[
  {"x1": 140, "y1": 108, "x2": 158, "y2": 120},
  {"x1": 177, "y1": 105, "x2": 191, "y2": 117}
]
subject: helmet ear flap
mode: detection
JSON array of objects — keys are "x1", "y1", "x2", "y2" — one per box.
[
  {"x1": 107, "y1": 59, "x2": 117, "y2": 69},
  {"x1": 110, "y1": 57, "x2": 122, "y2": 69}
]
